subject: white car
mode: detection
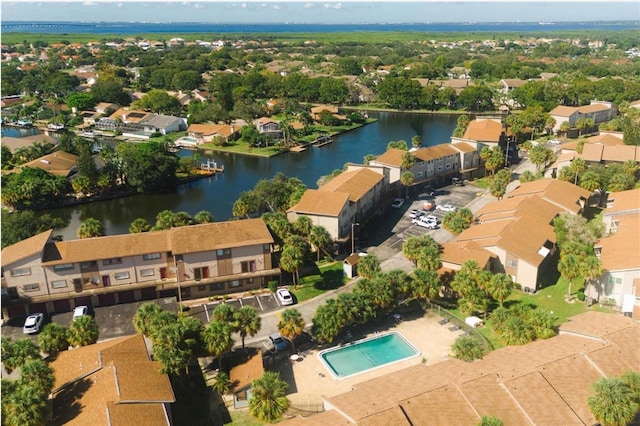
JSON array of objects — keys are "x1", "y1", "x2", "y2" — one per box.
[
  {"x1": 276, "y1": 288, "x2": 294, "y2": 306},
  {"x1": 72, "y1": 305, "x2": 89, "y2": 321},
  {"x1": 391, "y1": 198, "x2": 405, "y2": 209},
  {"x1": 409, "y1": 209, "x2": 423, "y2": 219},
  {"x1": 424, "y1": 214, "x2": 440, "y2": 224},
  {"x1": 23, "y1": 313, "x2": 44, "y2": 334},
  {"x1": 413, "y1": 216, "x2": 438, "y2": 229},
  {"x1": 436, "y1": 203, "x2": 457, "y2": 212},
  {"x1": 548, "y1": 139, "x2": 561, "y2": 145}
]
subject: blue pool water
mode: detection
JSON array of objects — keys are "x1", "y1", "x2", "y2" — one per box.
[{"x1": 319, "y1": 332, "x2": 420, "y2": 379}]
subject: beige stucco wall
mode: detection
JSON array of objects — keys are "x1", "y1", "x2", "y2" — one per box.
[{"x1": 5, "y1": 254, "x2": 49, "y2": 298}]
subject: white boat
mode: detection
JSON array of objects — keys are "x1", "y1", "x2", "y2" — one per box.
[{"x1": 17, "y1": 119, "x2": 33, "y2": 127}]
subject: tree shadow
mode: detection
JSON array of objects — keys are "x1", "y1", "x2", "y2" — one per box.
[
  {"x1": 315, "y1": 269, "x2": 344, "y2": 291},
  {"x1": 52, "y1": 377, "x2": 92, "y2": 425}
]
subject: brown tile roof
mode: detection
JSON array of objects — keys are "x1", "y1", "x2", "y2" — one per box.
[
  {"x1": 109, "y1": 108, "x2": 149, "y2": 123},
  {"x1": 42, "y1": 230, "x2": 171, "y2": 265},
  {"x1": 594, "y1": 325, "x2": 640, "y2": 372},
  {"x1": 230, "y1": 351, "x2": 264, "y2": 391},
  {"x1": 602, "y1": 145, "x2": 639, "y2": 162},
  {"x1": 358, "y1": 406, "x2": 411, "y2": 426},
  {"x1": 559, "y1": 310, "x2": 636, "y2": 339},
  {"x1": 20, "y1": 151, "x2": 78, "y2": 176},
  {"x1": 501, "y1": 78, "x2": 528, "y2": 88},
  {"x1": 597, "y1": 217, "x2": 640, "y2": 271},
  {"x1": 399, "y1": 385, "x2": 479, "y2": 425},
  {"x1": 508, "y1": 179, "x2": 590, "y2": 214},
  {"x1": 284, "y1": 409, "x2": 353, "y2": 425},
  {"x1": 288, "y1": 189, "x2": 350, "y2": 217},
  {"x1": 451, "y1": 141, "x2": 477, "y2": 153},
  {"x1": 319, "y1": 168, "x2": 383, "y2": 202},
  {"x1": 579, "y1": 143, "x2": 604, "y2": 161},
  {"x1": 605, "y1": 188, "x2": 640, "y2": 214},
  {"x1": 310, "y1": 105, "x2": 338, "y2": 114},
  {"x1": 187, "y1": 123, "x2": 236, "y2": 138},
  {"x1": 440, "y1": 241, "x2": 495, "y2": 269},
  {"x1": 586, "y1": 132, "x2": 624, "y2": 146},
  {"x1": 456, "y1": 219, "x2": 510, "y2": 244},
  {"x1": 369, "y1": 148, "x2": 405, "y2": 167},
  {"x1": 459, "y1": 374, "x2": 530, "y2": 425},
  {"x1": 170, "y1": 219, "x2": 274, "y2": 254},
  {"x1": 462, "y1": 118, "x2": 503, "y2": 142},
  {"x1": 497, "y1": 215, "x2": 556, "y2": 266},
  {"x1": 550, "y1": 105, "x2": 579, "y2": 116},
  {"x1": 1, "y1": 229, "x2": 52, "y2": 267},
  {"x1": 51, "y1": 335, "x2": 174, "y2": 426},
  {"x1": 413, "y1": 144, "x2": 459, "y2": 161},
  {"x1": 578, "y1": 103, "x2": 611, "y2": 114}
]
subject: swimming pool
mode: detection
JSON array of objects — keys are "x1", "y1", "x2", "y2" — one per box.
[{"x1": 319, "y1": 332, "x2": 420, "y2": 380}]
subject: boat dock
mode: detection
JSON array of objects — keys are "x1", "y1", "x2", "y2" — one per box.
[
  {"x1": 289, "y1": 145, "x2": 308, "y2": 153},
  {"x1": 312, "y1": 135, "x2": 334, "y2": 147},
  {"x1": 200, "y1": 159, "x2": 224, "y2": 174}
]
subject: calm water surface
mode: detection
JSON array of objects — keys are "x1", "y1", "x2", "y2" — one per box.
[{"x1": 43, "y1": 112, "x2": 458, "y2": 239}]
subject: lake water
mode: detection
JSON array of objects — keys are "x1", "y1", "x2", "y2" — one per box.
[{"x1": 42, "y1": 111, "x2": 458, "y2": 239}]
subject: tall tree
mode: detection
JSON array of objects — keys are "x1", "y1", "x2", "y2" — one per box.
[
  {"x1": 400, "y1": 171, "x2": 415, "y2": 198},
  {"x1": 411, "y1": 268, "x2": 440, "y2": 305},
  {"x1": 202, "y1": 320, "x2": 234, "y2": 371},
  {"x1": 37, "y1": 323, "x2": 69, "y2": 356},
  {"x1": 357, "y1": 253, "x2": 381, "y2": 279},
  {"x1": 587, "y1": 377, "x2": 639, "y2": 426},
  {"x1": 129, "y1": 217, "x2": 152, "y2": 233},
  {"x1": 133, "y1": 302, "x2": 164, "y2": 336},
  {"x1": 67, "y1": 315, "x2": 99, "y2": 347},
  {"x1": 277, "y1": 308, "x2": 306, "y2": 353},
  {"x1": 77, "y1": 217, "x2": 104, "y2": 239},
  {"x1": 248, "y1": 371, "x2": 290, "y2": 423},
  {"x1": 308, "y1": 225, "x2": 332, "y2": 262},
  {"x1": 233, "y1": 306, "x2": 261, "y2": 350}
]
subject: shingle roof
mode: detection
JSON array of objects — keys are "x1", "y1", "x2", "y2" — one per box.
[
  {"x1": 369, "y1": 148, "x2": 405, "y2": 168},
  {"x1": 579, "y1": 143, "x2": 604, "y2": 161},
  {"x1": 229, "y1": 351, "x2": 264, "y2": 391},
  {"x1": 451, "y1": 141, "x2": 476, "y2": 153},
  {"x1": 51, "y1": 335, "x2": 174, "y2": 426},
  {"x1": 138, "y1": 113, "x2": 182, "y2": 129},
  {"x1": 319, "y1": 168, "x2": 383, "y2": 202},
  {"x1": 170, "y1": 219, "x2": 274, "y2": 254},
  {"x1": 578, "y1": 103, "x2": 611, "y2": 114},
  {"x1": 462, "y1": 118, "x2": 503, "y2": 142},
  {"x1": 413, "y1": 144, "x2": 458, "y2": 161},
  {"x1": 21, "y1": 151, "x2": 78, "y2": 176},
  {"x1": 187, "y1": 123, "x2": 235, "y2": 137},
  {"x1": 1, "y1": 229, "x2": 52, "y2": 267},
  {"x1": 605, "y1": 188, "x2": 640, "y2": 215},
  {"x1": 508, "y1": 179, "x2": 590, "y2": 214},
  {"x1": 288, "y1": 189, "x2": 350, "y2": 217},
  {"x1": 550, "y1": 105, "x2": 579, "y2": 116},
  {"x1": 597, "y1": 217, "x2": 640, "y2": 271},
  {"x1": 440, "y1": 241, "x2": 495, "y2": 268},
  {"x1": 586, "y1": 132, "x2": 624, "y2": 146}
]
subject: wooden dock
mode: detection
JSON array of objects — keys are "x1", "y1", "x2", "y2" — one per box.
[
  {"x1": 311, "y1": 135, "x2": 334, "y2": 147},
  {"x1": 200, "y1": 159, "x2": 224, "y2": 174},
  {"x1": 289, "y1": 145, "x2": 308, "y2": 153}
]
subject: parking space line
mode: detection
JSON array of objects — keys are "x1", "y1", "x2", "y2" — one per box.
[
  {"x1": 256, "y1": 295, "x2": 264, "y2": 311},
  {"x1": 203, "y1": 304, "x2": 210, "y2": 322}
]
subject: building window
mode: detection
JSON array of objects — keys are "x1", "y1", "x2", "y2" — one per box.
[
  {"x1": 507, "y1": 258, "x2": 518, "y2": 268},
  {"x1": 143, "y1": 253, "x2": 161, "y2": 261},
  {"x1": 51, "y1": 280, "x2": 67, "y2": 289},
  {"x1": 263, "y1": 244, "x2": 271, "y2": 252},
  {"x1": 114, "y1": 272, "x2": 130, "y2": 280},
  {"x1": 198, "y1": 285, "x2": 205, "y2": 291},
  {"x1": 438, "y1": 166, "x2": 443, "y2": 171},
  {"x1": 103, "y1": 258, "x2": 122, "y2": 266},
  {"x1": 23, "y1": 283, "x2": 39, "y2": 292},
  {"x1": 247, "y1": 278, "x2": 254, "y2": 284},
  {"x1": 446, "y1": 164, "x2": 451, "y2": 169},
  {"x1": 10, "y1": 268, "x2": 31, "y2": 277},
  {"x1": 209, "y1": 282, "x2": 224, "y2": 291},
  {"x1": 230, "y1": 280, "x2": 241, "y2": 288},
  {"x1": 80, "y1": 261, "x2": 97, "y2": 270},
  {"x1": 241, "y1": 261, "x2": 256, "y2": 273},
  {"x1": 216, "y1": 248, "x2": 231, "y2": 258},
  {"x1": 53, "y1": 263, "x2": 74, "y2": 272},
  {"x1": 608, "y1": 276, "x2": 622, "y2": 286},
  {"x1": 140, "y1": 268, "x2": 155, "y2": 277}
]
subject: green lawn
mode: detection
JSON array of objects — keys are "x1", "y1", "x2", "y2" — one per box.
[
  {"x1": 199, "y1": 141, "x2": 285, "y2": 157},
  {"x1": 290, "y1": 261, "x2": 346, "y2": 302}
]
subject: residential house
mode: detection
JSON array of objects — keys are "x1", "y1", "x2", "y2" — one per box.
[
  {"x1": 499, "y1": 78, "x2": 528, "y2": 95},
  {"x1": 94, "y1": 102, "x2": 119, "y2": 114},
  {"x1": 79, "y1": 110, "x2": 102, "y2": 125},
  {"x1": 229, "y1": 351, "x2": 264, "y2": 409},
  {"x1": 1, "y1": 133, "x2": 58, "y2": 154},
  {"x1": 124, "y1": 113, "x2": 186, "y2": 137},
  {"x1": 287, "y1": 167, "x2": 388, "y2": 242},
  {"x1": 50, "y1": 334, "x2": 175, "y2": 425},
  {"x1": 0, "y1": 219, "x2": 278, "y2": 320},
  {"x1": 310, "y1": 105, "x2": 340, "y2": 122},
  {"x1": 550, "y1": 100, "x2": 617, "y2": 133},
  {"x1": 254, "y1": 117, "x2": 283, "y2": 138},
  {"x1": 19, "y1": 151, "x2": 78, "y2": 177},
  {"x1": 440, "y1": 241, "x2": 497, "y2": 273},
  {"x1": 590, "y1": 189, "x2": 640, "y2": 318},
  {"x1": 304, "y1": 312, "x2": 639, "y2": 426},
  {"x1": 431, "y1": 78, "x2": 472, "y2": 95},
  {"x1": 453, "y1": 179, "x2": 591, "y2": 290},
  {"x1": 187, "y1": 123, "x2": 238, "y2": 144}
]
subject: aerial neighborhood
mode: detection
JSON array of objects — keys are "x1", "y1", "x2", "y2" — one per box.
[{"x1": 1, "y1": 24, "x2": 639, "y2": 426}]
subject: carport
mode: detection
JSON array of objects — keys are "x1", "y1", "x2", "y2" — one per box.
[
  {"x1": 53, "y1": 299, "x2": 71, "y2": 313},
  {"x1": 98, "y1": 293, "x2": 116, "y2": 306}
]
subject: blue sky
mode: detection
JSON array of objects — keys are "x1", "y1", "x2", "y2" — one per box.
[{"x1": 2, "y1": 1, "x2": 638, "y2": 23}]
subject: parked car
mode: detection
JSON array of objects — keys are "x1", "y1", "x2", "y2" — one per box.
[
  {"x1": 276, "y1": 288, "x2": 294, "y2": 306},
  {"x1": 72, "y1": 305, "x2": 89, "y2": 321},
  {"x1": 436, "y1": 203, "x2": 457, "y2": 212},
  {"x1": 23, "y1": 313, "x2": 44, "y2": 334},
  {"x1": 391, "y1": 198, "x2": 405, "y2": 209},
  {"x1": 548, "y1": 139, "x2": 561, "y2": 145},
  {"x1": 424, "y1": 214, "x2": 440, "y2": 224},
  {"x1": 268, "y1": 333, "x2": 289, "y2": 352},
  {"x1": 452, "y1": 177, "x2": 464, "y2": 187},
  {"x1": 412, "y1": 216, "x2": 438, "y2": 229},
  {"x1": 409, "y1": 209, "x2": 423, "y2": 219}
]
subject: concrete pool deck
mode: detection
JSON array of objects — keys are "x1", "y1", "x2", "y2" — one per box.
[{"x1": 271, "y1": 311, "x2": 465, "y2": 412}]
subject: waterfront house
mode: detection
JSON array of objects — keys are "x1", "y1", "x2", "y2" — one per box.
[
  {"x1": 254, "y1": 117, "x2": 283, "y2": 138},
  {"x1": 187, "y1": 123, "x2": 238, "y2": 144},
  {"x1": 590, "y1": 188, "x2": 640, "y2": 317},
  {"x1": 19, "y1": 151, "x2": 78, "y2": 177},
  {"x1": 310, "y1": 105, "x2": 341, "y2": 122},
  {"x1": 499, "y1": 78, "x2": 528, "y2": 94},
  {"x1": 0, "y1": 219, "x2": 278, "y2": 321},
  {"x1": 50, "y1": 334, "x2": 175, "y2": 425}
]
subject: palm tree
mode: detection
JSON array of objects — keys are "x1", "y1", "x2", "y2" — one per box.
[
  {"x1": 153, "y1": 316, "x2": 203, "y2": 377},
  {"x1": 402, "y1": 235, "x2": 440, "y2": 268},
  {"x1": 312, "y1": 303, "x2": 342, "y2": 343},
  {"x1": 570, "y1": 157, "x2": 587, "y2": 185},
  {"x1": 582, "y1": 254, "x2": 603, "y2": 305},
  {"x1": 133, "y1": 302, "x2": 163, "y2": 336},
  {"x1": 129, "y1": 217, "x2": 151, "y2": 233},
  {"x1": 77, "y1": 217, "x2": 104, "y2": 239},
  {"x1": 411, "y1": 268, "x2": 440, "y2": 305},
  {"x1": 1, "y1": 338, "x2": 40, "y2": 374},
  {"x1": 68, "y1": 315, "x2": 99, "y2": 347},
  {"x1": 400, "y1": 171, "x2": 415, "y2": 198},
  {"x1": 38, "y1": 322, "x2": 69, "y2": 356},
  {"x1": 277, "y1": 308, "x2": 306, "y2": 353},
  {"x1": 558, "y1": 252, "x2": 581, "y2": 301},
  {"x1": 233, "y1": 306, "x2": 261, "y2": 350},
  {"x1": 20, "y1": 358, "x2": 55, "y2": 397},
  {"x1": 488, "y1": 273, "x2": 514, "y2": 307},
  {"x1": 293, "y1": 215, "x2": 313, "y2": 238},
  {"x1": 308, "y1": 225, "x2": 332, "y2": 261},
  {"x1": 356, "y1": 252, "x2": 381, "y2": 279},
  {"x1": 2, "y1": 382, "x2": 52, "y2": 426},
  {"x1": 587, "y1": 377, "x2": 639, "y2": 426},
  {"x1": 451, "y1": 335, "x2": 484, "y2": 362},
  {"x1": 477, "y1": 416, "x2": 504, "y2": 426},
  {"x1": 212, "y1": 303, "x2": 236, "y2": 324},
  {"x1": 248, "y1": 371, "x2": 290, "y2": 423},
  {"x1": 211, "y1": 371, "x2": 232, "y2": 396},
  {"x1": 411, "y1": 135, "x2": 422, "y2": 148},
  {"x1": 193, "y1": 210, "x2": 214, "y2": 224},
  {"x1": 202, "y1": 321, "x2": 234, "y2": 370}
]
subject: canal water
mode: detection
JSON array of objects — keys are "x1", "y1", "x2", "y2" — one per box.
[{"x1": 41, "y1": 112, "x2": 459, "y2": 239}]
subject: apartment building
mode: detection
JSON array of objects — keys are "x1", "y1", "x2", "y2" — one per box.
[{"x1": 1, "y1": 219, "x2": 278, "y2": 320}]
